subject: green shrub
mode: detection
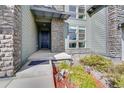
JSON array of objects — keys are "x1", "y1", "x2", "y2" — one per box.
[
  {"x1": 58, "y1": 62, "x2": 97, "y2": 88},
  {"x1": 80, "y1": 55, "x2": 112, "y2": 72},
  {"x1": 58, "y1": 61, "x2": 70, "y2": 70},
  {"x1": 115, "y1": 63, "x2": 124, "y2": 74},
  {"x1": 116, "y1": 75, "x2": 124, "y2": 88},
  {"x1": 106, "y1": 63, "x2": 124, "y2": 88},
  {"x1": 68, "y1": 66, "x2": 96, "y2": 88}
]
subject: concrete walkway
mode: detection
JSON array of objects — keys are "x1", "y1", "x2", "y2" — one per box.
[
  {"x1": 0, "y1": 50, "x2": 55, "y2": 88},
  {"x1": 0, "y1": 60, "x2": 55, "y2": 88},
  {"x1": 28, "y1": 50, "x2": 57, "y2": 61}
]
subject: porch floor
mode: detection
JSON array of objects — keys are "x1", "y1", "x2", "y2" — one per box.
[{"x1": 28, "y1": 50, "x2": 57, "y2": 61}]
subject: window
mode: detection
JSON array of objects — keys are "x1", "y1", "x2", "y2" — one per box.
[
  {"x1": 79, "y1": 42, "x2": 85, "y2": 48},
  {"x1": 79, "y1": 29, "x2": 85, "y2": 40},
  {"x1": 68, "y1": 5, "x2": 86, "y2": 20},
  {"x1": 69, "y1": 42, "x2": 76, "y2": 48},
  {"x1": 78, "y1": 6, "x2": 86, "y2": 20},
  {"x1": 69, "y1": 5, "x2": 76, "y2": 19},
  {"x1": 78, "y1": 6, "x2": 85, "y2": 13},
  {"x1": 69, "y1": 5, "x2": 76, "y2": 12},
  {"x1": 69, "y1": 28, "x2": 76, "y2": 40},
  {"x1": 68, "y1": 26, "x2": 86, "y2": 48}
]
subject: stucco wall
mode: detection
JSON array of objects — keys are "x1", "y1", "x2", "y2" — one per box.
[
  {"x1": 86, "y1": 7, "x2": 108, "y2": 55},
  {"x1": 21, "y1": 6, "x2": 37, "y2": 64}
]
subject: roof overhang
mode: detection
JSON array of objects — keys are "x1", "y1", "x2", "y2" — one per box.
[{"x1": 30, "y1": 5, "x2": 70, "y2": 20}]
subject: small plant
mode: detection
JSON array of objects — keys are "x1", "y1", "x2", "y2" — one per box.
[
  {"x1": 106, "y1": 63, "x2": 124, "y2": 88},
  {"x1": 58, "y1": 61, "x2": 70, "y2": 70},
  {"x1": 58, "y1": 62, "x2": 97, "y2": 88},
  {"x1": 116, "y1": 75, "x2": 124, "y2": 88},
  {"x1": 115, "y1": 63, "x2": 124, "y2": 74},
  {"x1": 69, "y1": 65, "x2": 97, "y2": 88},
  {"x1": 80, "y1": 55, "x2": 112, "y2": 72}
]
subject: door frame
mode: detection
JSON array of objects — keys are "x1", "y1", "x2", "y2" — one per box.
[
  {"x1": 40, "y1": 31, "x2": 51, "y2": 49},
  {"x1": 37, "y1": 22, "x2": 51, "y2": 50}
]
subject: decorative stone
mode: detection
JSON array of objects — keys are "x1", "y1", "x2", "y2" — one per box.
[
  {"x1": 0, "y1": 71, "x2": 6, "y2": 77},
  {"x1": 5, "y1": 35, "x2": 13, "y2": 39},
  {"x1": 51, "y1": 19, "x2": 65, "y2": 52},
  {"x1": 0, "y1": 61, "x2": 4, "y2": 67},
  {"x1": 107, "y1": 5, "x2": 121, "y2": 57},
  {"x1": 2, "y1": 57, "x2": 13, "y2": 61},
  {"x1": 0, "y1": 53, "x2": 5, "y2": 57},
  {"x1": 5, "y1": 52, "x2": 13, "y2": 57},
  {"x1": 0, "y1": 5, "x2": 22, "y2": 78},
  {"x1": 4, "y1": 44, "x2": 13, "y2": 48},
  {"x1": 4, "y1": 61, "x2": 13, "y2": 67},
  {"x1": 6, "y1": 70, "x2": 13, "y2": 77},
  {"x1": 1, "y1": 39, "x2": 13, "y2": 44},
  {"x1": 1, "y1": 66, "x2": 14, "y2": 71},
  {"x1": 0, "y1": 44, "x2": 4, "y2": 48},
  {"x1": 1, "y1": 48, "x2": 13, "y2": 52},
  {"x1": 0, "y1": 34, "x2": 4, "y2": 40}
]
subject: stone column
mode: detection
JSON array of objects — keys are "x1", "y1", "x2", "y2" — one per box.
[
  {"x1": 107, "y1": 5, "x2": 122, "y2": 58},
  {"x1": 0, "y1": 5, "x2": 21, "y2": 77},
  {"x1": 51, "y1": 18, "x2": 65, "y2": 52}
]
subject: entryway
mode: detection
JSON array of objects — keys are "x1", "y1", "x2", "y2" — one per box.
[{"x1": 37, "y1": 22, "x2": 51, "y2": 50}]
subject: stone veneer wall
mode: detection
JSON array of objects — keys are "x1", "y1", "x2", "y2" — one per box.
[
  {"x1": 51, "y1": 18, "x2": 65, "y2": 52},
  {"x1": 0, "y1": 5, "x2": 21, "y2": 77},
  {"x1": 107, "y1": 5, "x2": 122, "y2": 57}
]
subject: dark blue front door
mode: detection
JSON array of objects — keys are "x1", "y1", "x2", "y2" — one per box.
[{"x1": 40, "y1": 31, "x2": 50, "y2": 49}]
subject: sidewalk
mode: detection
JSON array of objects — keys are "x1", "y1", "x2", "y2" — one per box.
[{"x1": 0, "y1": 61, "x2": 55, "y2": 88}]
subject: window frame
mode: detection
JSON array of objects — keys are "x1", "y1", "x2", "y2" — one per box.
[
  {"x1": 78, "y1": 27, "x2": 86, "y2": 48},
  {"x1": 68, "y1": 5, "x2": 86, "y2": 20},
  {"x1": 68, "y1": 26, "x2": 77, "y2": 40},
  {"x1": 69, "y1": 5, "x2": 77, "y2": 19},
  {"x1": 69, "y1": 42, "x2": 77, "y2": 48},
  {"x1": 68, "y1": 26, "x2": 86, "y2": 49},
  {"x1": 77, "y1": 6, "x2": 86, "y2": 20}
]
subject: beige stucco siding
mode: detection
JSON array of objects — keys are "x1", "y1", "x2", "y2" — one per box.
[{"x1": 21, "y1": 5, "x2": 38, "y2": 63}]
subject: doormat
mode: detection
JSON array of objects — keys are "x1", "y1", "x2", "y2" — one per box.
[{"x1": 28, "y1": 60, "x2": 49, "y2": 66}]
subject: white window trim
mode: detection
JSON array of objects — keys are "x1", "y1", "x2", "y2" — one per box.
[
  {"x1": 78, "y1": 27, "x2": 86, "y2": 48},
  {"x1": 77, "y1": 6, "x2": 86, "y2": 20},
  {"x1": 68, "y1": 5, "x2": 86, "y2": 20},
  {"x1": 68, "y1": 26, "x2": 86, "y2": 49}
]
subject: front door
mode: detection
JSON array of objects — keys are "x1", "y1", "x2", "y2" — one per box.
[{"x1": 40, "y1": 31, "x2": 50, "y2": 49}]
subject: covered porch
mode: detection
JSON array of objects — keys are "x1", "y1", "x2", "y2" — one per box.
[
  {"x1": 30, "y1": 5, "x2": 70, "y2": 52},
  {"x1": 21, "y1": 5, "x2": 70, "y2": 64}
]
